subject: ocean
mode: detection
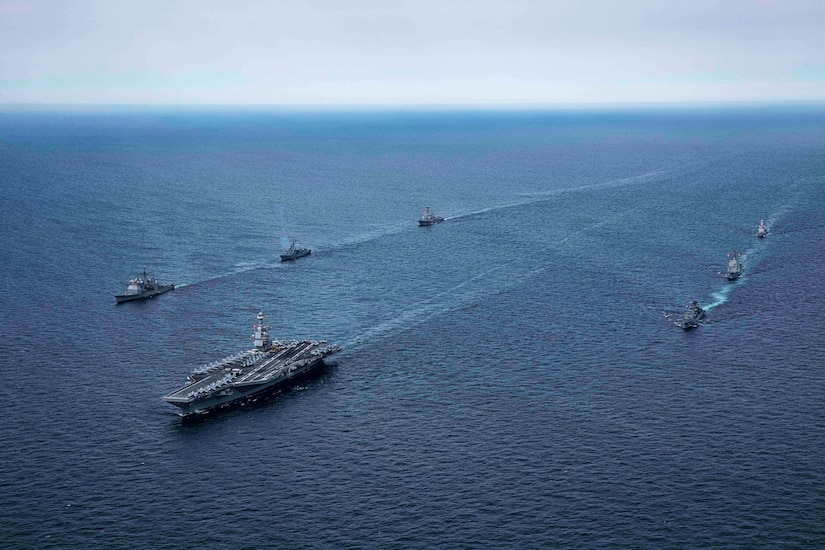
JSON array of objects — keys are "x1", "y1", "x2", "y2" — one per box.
[{"x1": 1, "y1": 106, "x2": 824, "y2": 548}]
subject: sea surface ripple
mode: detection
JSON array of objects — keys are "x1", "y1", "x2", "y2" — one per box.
[{"x1": 1, "y1": 107, "x2": 824, "y2": 548}]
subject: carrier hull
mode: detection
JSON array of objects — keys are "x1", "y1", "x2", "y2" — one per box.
[{"x1": 164, "y1": 354, "x2": 330, "y2": 418}]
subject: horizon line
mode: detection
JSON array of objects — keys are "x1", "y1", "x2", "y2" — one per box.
[{"x1": 1, "y1": 99, "x2": 824, "y2": 113}]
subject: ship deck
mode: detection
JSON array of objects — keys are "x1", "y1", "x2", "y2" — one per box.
[
  {"x1": 163, "y1": 341, "x2": 327, "y2": 403},
  {"x1": 233, "y1": 341, "x2": 315, "y2": 385}
]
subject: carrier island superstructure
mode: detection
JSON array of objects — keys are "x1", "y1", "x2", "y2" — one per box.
[{"x1": 162, "y1": 312, "x2": 339, "y2": 417}]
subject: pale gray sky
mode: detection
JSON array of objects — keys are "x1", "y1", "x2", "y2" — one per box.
[{"x1": 1, "y1": 0, "x2": 824, "y2": 105}]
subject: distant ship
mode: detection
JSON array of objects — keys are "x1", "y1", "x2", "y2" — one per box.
[
  {"x1": 162, "y1": 311, "x2": 339, "y2": 418},
  {"x1": 679, "y1": 300, "x2": 705, "y2": 330},
  {"x1": 280, "y1": 241, "x2": 311, "y2": 261},
  {"x1": 725, "y1": 251, "x2": 744, "y2": 281},
  {"x1": 757, "y1": 220, "x2": 768, "y2": 238},
  {"x1": 418, "y1": 206, "x2": 444, "y2": 226},
  {"x1": 115, "y1": 269, "x2": 174, "y2": 303}
]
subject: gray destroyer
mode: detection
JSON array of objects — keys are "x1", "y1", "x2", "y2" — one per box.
[
  {"x1": 418, "y1": 206, "x2": 444, "y2": 226},
  {"x1": 115, "y1": 269, "x2": 174, "y2": 303},
  {"x1": 162, "y1": 311, "x2": 339, "y2": 418},
  {"x1": 725, "y1": 251, "x2": 744, "y2": 281},
  {"x1": 679, "y1": 300, "x2": 705, "y2": 330},
  {"x1": 280, "y1": 241, "x2": 311, "y2": 261}
]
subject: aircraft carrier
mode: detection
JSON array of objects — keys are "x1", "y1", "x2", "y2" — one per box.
[{"x1": 162, "y1": 311, "x2": 339, "y2": 418}]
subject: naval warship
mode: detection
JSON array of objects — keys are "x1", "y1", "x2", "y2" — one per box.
[
  {"x1": 115, "y1": 269, "x2": 174, "y2": 303},
  {"x1": 679, "y1": 300, "x2": 705, "y2": 330},
  {"x1": 418, "y1": 206, "x2": 444, "y2": 226},
  {"x1": 162, "y1": 311, "x2": 339, "y2": 418},
  {"x1": 757, "y1": 220, "x2": 768, "y2": 238},
  {"x1": 725, "y1": 251, "x2": 744, "y2": 281},
  {"x1": 280, "y1": 241, "x2": 311, "y2": 261}
]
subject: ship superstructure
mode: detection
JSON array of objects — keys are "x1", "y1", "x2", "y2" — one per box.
[{"x1": 162, "y1": 311, "x2": 339, "y2": 417}]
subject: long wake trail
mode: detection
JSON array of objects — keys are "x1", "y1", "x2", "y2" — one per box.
[
  {"x1": 447, "y1": 168, "x2": 672, "y2": 223},
  {"x1": 342, "y1": 204, "x2": 644, "y2": 351}
]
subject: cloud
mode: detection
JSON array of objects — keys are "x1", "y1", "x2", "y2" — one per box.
[
  {"x1": 0, "y1": 1, "x2": 30, "y2": 14},
  {"x1": 1, "y1": 0, "x2": 824, "y2": 104}
]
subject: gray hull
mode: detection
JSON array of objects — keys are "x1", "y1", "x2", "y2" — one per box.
[
  {"x1": 681, "y1": 311, "x2": 705, "y2": 330},
  {"x1": 115, "y1": 284, "x2": 174, "y2": 303},
  {"x1": 168, "y1": 357, "x2": 327, "y2": 417},
  {"x1": 163, "y1": 339, "x2": 338, "y2": 418},
  {"x1": 280, "y1": 249, "x2": 311, "y2": 261}
]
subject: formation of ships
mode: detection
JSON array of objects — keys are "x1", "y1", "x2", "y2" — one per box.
[
  {"x1": 116, "y1": 206, "x2": 445, "y2": 304},
  {"x1": 120, "y1": 207, "x2": 766, "y2": 416},
  {"x1": 117, "y1": 205, "x2": 446, "y2": 418},
  {"x1": 677, "y1": 219, "x2": 767, "y2": 330}
]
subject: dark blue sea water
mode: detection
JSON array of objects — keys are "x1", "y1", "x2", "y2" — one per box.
[{"x1": 1, "y1": 106, "x2": 824, "y2": 548}]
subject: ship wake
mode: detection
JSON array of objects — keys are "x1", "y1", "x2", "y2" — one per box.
[{"x1": 701, "y1": 200, "x2": 790, "y2": 312}]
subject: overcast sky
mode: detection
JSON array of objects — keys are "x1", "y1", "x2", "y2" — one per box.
[{"x1": 1, "y1": 0, "x2": 824, "y2": 105}]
